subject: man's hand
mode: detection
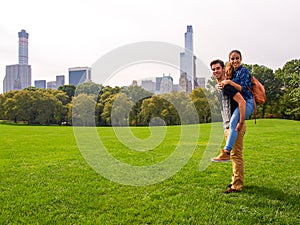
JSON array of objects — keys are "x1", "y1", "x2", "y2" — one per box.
[{"x1": 217, "y1": 83, "x2": 223, "y2": 91}]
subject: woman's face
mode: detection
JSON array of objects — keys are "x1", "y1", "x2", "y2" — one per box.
[{"x1": 229, "y1": 52, "x2": 242, "y2": 70}]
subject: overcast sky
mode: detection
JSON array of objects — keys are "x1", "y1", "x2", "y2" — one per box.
[{"x1": 1, "y1": 0, "x2": 299, "y2": 92}]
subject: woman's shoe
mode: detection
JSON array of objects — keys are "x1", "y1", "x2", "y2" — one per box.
[{"x1": 211, "y1": 149, "x2": 230, "y2": 162}]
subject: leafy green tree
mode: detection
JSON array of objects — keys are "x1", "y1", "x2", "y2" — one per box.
[
  {"x1": 122, "y1": 85, "x2": 152, "y2": 103},
  {"x1": 163, "y1": 91, "x2": 197, "y2": 125},
  {"x1": 47, "y1": 89, "x2": 69, "y2": 105},
  {"x1": 244, "y1": 64, "x2": 282, "y2": 118},
  {"x1": 24, "y1": 86, "x2": 38, "y2": 91},
  {"x1": 11, "y1": 90, "x2": 35, "y2": 124},
  {"x1": 66, "y1": 102, "x2": 73, "y2": 125},
  {"x1": 275, "y1": 59, "x2": 300, "y2": 120},
  {"x1": 190, "y1": 88, "x2": 211, "y2": 123},
  {"x1": 96, "y1": 86, "x2": 122, "y2": 126},
  {"x1": 1, "y1": 91, "x2": 19, "y2": 122},
  {"x1": 75, "y1": 82, "x2": 103, "y2": 100},
  {"x1": 122, "y1": 85, "x2": 153, "y2": 126},
  {"x1": 43, "y1": 89, "x2": 70, "y2": 124},
  {"x1": 1, "y1": 89, "x2": 68, "y2": 125},
  {"x1": 33, "y1": 90, "x2": 64, "y2": 125},
  {"x1": 0, "y1": 94, "x2": 5, "y2": 119},
  {"x1": 72, "y1": 94, "x2": 97, "y2": 126},
  {"x1": 3, "y1": 97, "x2": 18, "y2": 122},
  {"x1": 110, "y1": 93, "x2": 134, "y2": 126},
  {"x1": 138, "y1": 95, "x2": 166, "y2": 126},
  {"x1": 101, "y1": 94, "x2": 116, "y2": 126},
  {"x1": 205, "y1": 76, "x2": 223, "y2": 122},
  {"x1": 58, "y1": 85, "x2": 76, "y2": 103},
  {"x1": 137, "y1": 95, "x2": 179, "y2": 126},
  {"x1": 161, "y1": 93, "x2": 180, "y2": 125},
  {"x1": 206, "y1": 75, "x2": 217, "y2": 92}
]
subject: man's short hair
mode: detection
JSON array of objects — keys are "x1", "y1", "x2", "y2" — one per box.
[{"x1": 210, "y1": 59, "x2": 225, "y2": 68}]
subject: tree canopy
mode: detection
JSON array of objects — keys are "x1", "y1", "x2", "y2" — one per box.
[{"x1": 1, "y1": 59, "x2": 299, "y2": 125}]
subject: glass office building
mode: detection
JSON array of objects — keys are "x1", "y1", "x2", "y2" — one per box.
[{"x1": 68, "y1": 67, "x2": 91, "y2": 86}]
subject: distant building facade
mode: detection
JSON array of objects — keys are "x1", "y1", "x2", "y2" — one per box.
[
  {"x1": 4, "y1": 64, "x2": 31, "y2": 92},
  {"x1": 132, "y1": 80, "x2": 138, "y2": 86},
  {"x1": 155, "y1": 77, "x2": 163, "y2": 93},
  {"x1": 3, "y1": 29, "x2": 31, "y2": 93},
  {"x1": 56, "y1": 75, "x2": 65, "y2": 88},
  {"x1": 173, "y1": 84, "x2": 179, "y2": 92},
  {"x1": 68, "y1": 67, "x2": 91, "y2": 86},
  {"x1": 141, "y1": 80, "x2": 156, "y2": 93},
  {"x1": 47, "y1": 81, "x2": 57, "y2": 89},
  {"x1": 178, "y1": 72, "x2": 188, "y2": 93},
  {"x1": 195, "y1": 77, "x2": 206, "y2": 89},
  {"x1": 140, "y1": 74, "x2": 175, "y2": 94},
  {"x1": 35, "y1": 80, "x2": 46, "y2": 89},
  {"x1": 159, "y1": 74, "x2": 173, "y2": 94}
]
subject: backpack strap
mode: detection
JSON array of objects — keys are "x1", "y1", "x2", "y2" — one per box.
[
  {"x1": 252, "y1": 98, "x2": 257, "y2": 124},
  {"x1": 246, "y1": 75, "x2": 257, "y2": 124}
]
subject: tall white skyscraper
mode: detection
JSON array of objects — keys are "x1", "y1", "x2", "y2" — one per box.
[
  {"x1": 3, "y1": 29, "x2": 31, "y2": 93},
  {"x1": 185, "y1": 26, "x2": 193, "y2": 52},
  {"x1": 180, "y1": 25, "x2": 196, "y2": 93}
]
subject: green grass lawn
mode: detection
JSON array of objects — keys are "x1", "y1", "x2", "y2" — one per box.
[{"x1": 0, "y1": 119, "x2": 299, "y2": 224}]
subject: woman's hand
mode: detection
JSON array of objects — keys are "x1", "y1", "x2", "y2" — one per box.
[
  {"x1": 221, "y1": 80, "x2": 231, "y2": 87},
  {"x1": 217, "y1": 80, "x2": 230, "y2": 90},
  {"x1": 221, "y1": 79, "x2": 242, "y2": 92}
]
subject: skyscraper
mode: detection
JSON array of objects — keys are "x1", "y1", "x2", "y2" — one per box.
[
  {"x1": 185, "y1": 25, "x2": 193, "y2": 52},
  {"x1": 180, "y1": 25, "x2": 196, "y2": 93},
  {"x1": 3, "y1": 29, "x2": 31, "y2": 93},
  {"x1": 18, "y1": 29, "x2": 29, "y2": 65}
]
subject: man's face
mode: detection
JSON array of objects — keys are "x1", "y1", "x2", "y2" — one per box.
[{"x1": 211, "y1": 63, "x2": 224, "y2": 79}]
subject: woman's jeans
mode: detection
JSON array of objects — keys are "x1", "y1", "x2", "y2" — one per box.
[{"x1": 224, "y1": 98, "x2": 254, "y2": 151}]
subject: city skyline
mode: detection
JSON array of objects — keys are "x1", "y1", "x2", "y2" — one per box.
[
  {"x1": 2, "y1": 27, "x2": 206, "y2": 93},
  {"x1": 1, "y1": 0, "x2": 299, "y2": 93}
]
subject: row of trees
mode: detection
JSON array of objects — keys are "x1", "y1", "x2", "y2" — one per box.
[
  {"x1": 0, "y1": 84, "x2": 212, "y2": 126},
  {"x1": 0, "y1": 59, "x2": 299, "y2": 125}
]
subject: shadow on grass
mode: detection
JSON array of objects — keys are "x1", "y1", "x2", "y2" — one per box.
[{"x1": 243, "y1": 185, "x2": 299, "y2": 207}]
